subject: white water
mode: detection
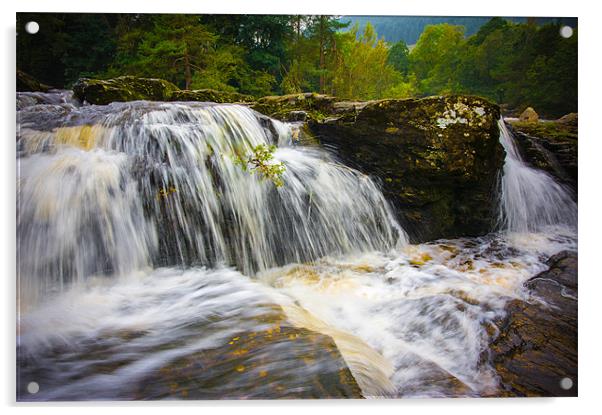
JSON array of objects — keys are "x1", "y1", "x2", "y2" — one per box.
[
  {"x1": 17, "y1": 93, "x2": 577, "y2": 400},
  {"x1": 497, "y1": 119, "x2": 577, "y2": 232}
]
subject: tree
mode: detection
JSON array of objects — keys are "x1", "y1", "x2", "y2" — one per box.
[
  {"x1": 387, "y1": 41, "x2": 410, "y2": 75},
  {"x1": 410, "y1": 24, "x2": 465, "y2": 94},
  {"x1": 329, "y1": 23, "x2": 401, "y2": 100}
]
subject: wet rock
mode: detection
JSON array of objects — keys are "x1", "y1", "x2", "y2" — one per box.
[
  {"x1": 17, "y1": 69, "x2": 51, "y2": 92},
  {"x1": 507, "y1": 120, "x2": 577, "y2": 194},
  {"x1": 135, "y1": 324, "x2": 364, "y2": 399},
  {"x1": 519, "y1": 107, "x2": 539, "y2": 123},
  {"x1": 489, "y1": 251, "x2": 577, "y2": 397},
  {"x1": 73, "y1": 76, "x2": 180, "y2": 105},
  {"x1": 309, "y1": 96, "x2": 505, "y2": 242}
]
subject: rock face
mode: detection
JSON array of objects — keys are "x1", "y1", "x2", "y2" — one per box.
[
  {"x1": 17, "y1": 69, "x2": 51, "y2": 92},
  {"x1": 508, "y1": 120, "x2": 577, "y2": 194},
  {"x1": 308, "y1": 96, "x2": 505, "y2": 242},
  {"x1": 519, "y1": 107, "x2": 539, "y2": 123},
  {"x1": 73, "y1": 76, "x2": 256, "y2": 106},
  {"x1": 73, "y1": 76, "x2": 180, "y2": 105},
  {"x1": 489, "y1": 251, "x2": 577, "y2": 397}
]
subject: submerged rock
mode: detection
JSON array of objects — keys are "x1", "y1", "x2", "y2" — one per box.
[
  {"x1": 135, "y1": 324, "x2": 364, "y2": 399},
  {"x1": 489, "y1": 251, "x2": 577, "y2": 397},
  {"x1": 73, "y1": 76, "x2": 180, "y2": 105},
  {"x1": 519, "y1": 107, "x2": 539, "y2": 123}
]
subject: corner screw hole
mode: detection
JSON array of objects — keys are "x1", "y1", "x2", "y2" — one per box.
[
  {"x1": 560, "y1": 26, "x2": 573, "y2": 39},
  {"x1": 27, "y1": 381, "x2": 39, "y2": 394},
  {"x1": 560, "y1": 377, "x2": 573, "y2": 390},
  {"x1": 25, "y1": 21, "x2": 39, "y2": 35}
]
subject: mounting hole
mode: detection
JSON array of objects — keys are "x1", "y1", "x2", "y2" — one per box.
[
  {"x1": 25, "y1": 21, "x2": 39, "y2": 34},
  {"x1": 560, "y1": 377, "x2": 573, "y2": 390},
  {"x1": 560, "y1": 25, "x2": 573, "y2": 39},
  {"x1": 27, "y1": 381, "x2": 39, "y2": 394}
]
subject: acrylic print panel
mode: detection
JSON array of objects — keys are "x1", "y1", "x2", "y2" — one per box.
[{"x1": 16, "y1": 13, "x2": 578, "y2": 400}]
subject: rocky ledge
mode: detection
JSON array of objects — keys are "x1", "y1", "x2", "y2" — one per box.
[
  {"x1": 73, "y1": 76, "x2": 255, "y2": 105},
  {"x1": 489, "y1": 251, "x2": 577, "y2": 396},
  {"x1": 71, "y1": 77, "x2": 505, "y2": 242},
  {"x1": 507, "y1": 117, "x2": 578, "y2": 195}
]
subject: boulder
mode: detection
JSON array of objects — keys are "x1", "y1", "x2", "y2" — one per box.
[
  {"x1": 17, "y1": 69, "x2": 51, "y2": 92},
  {"x1": 307, "y1": 96, "x2": 505, "y2": 242},
  {"x1": 519, "y1": 107, "x2": 539, "y2": 123},
  {"x1": 489, "y1": 251, "x2": 577, "y2": 397},
  {"x1": 557, "y1": 112, "x2": 578, "y2": 127},
  {"x1": 73, "y1": 76, "x2": 180, "y2": 105}
]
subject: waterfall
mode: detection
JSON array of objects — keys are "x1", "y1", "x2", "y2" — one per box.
[
  {"x1": 17, "y1": 96, "x2": 406, "y2": 303},
  {"x1": 497, "y1": 119, "x2": 577, "y2": 233},
  {"x1": 17, "y1": 93, "x2": 579, "y2": 400}
]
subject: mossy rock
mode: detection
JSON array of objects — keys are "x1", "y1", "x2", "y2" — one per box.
[
  {"x1": 73, "y1": 76, "x2": 180, "y2": 105},
  {"x1": 310, "y1": 95, "x2": 505, "y2": 242},
  {"x1": 507, "y1": 120, "x2": 577, "y2": 193},
  {"x1": 251, "y1": 92, "x2": 340, "y2": 122},
  {"x1": 171, "y1": 89, "x2": 254, "y2": 103},
  {"x1": 17, "y1": 69, "x2": 51, "y2": 92}
]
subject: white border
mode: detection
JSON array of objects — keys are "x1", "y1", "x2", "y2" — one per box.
[{"x1": 2, "y1": 1, "x2": 601, "y2": 414}]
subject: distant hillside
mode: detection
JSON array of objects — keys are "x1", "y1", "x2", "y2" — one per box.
[{"x1": 340, "y1": 16, "x2": 578, "y2": 44}]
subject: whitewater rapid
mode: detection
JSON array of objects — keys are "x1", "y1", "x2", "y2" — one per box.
[{"x1": 16, "y1": 92, "x2": 577, "y2": 400}]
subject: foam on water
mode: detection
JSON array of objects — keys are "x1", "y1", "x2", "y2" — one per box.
[{"x1": 16, "y1": 92, "x2": 577, "y2": 400}]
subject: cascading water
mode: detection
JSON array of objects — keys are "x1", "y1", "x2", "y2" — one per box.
[
  {"x1": 17, "y1": 93, "x2": 577, "y2": 400},
  {"x1": 497, "y1": 119, "x2": 577, "y2": 232},
  {"x1": 18, "y1": 99, "x2": 404, "y2": 303}
]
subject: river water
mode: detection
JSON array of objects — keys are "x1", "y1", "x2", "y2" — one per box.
[{"x1": 16, "y1": 92, "x2": 577, "y2": 400}]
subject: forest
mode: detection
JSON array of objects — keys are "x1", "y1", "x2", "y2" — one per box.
[{"x1": 17, "y1": 14, "x2": 577, "y2": 117}]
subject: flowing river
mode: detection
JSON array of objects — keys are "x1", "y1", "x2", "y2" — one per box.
[{"x1": 16, "y1": 92, "x2": 577, "y2": 400}]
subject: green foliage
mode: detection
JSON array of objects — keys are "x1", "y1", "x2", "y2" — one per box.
[
  {"x1": 410, "y1": 24, "x2": 465, "y2": 94},
  {"x1": 328, "y1": 23, "x2": 403, "y2": 100},
  {"x1": 387, "y1": 41, "x2": 410, "y2": 74},
  {"x1": 234, "y1": 144, "x2": 286, "y2": 187},
  {"x1": 17, "y1": 14, "x2": 577, "y2": 116}
]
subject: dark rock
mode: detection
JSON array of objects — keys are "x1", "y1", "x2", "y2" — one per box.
[
  {"x1": 489, "y1": 251, "x2": 577, "y2": 397},
  {"x1": 73, "y1": 76, "x2": 180, "y2": 105},
  {"x1": 309, "y1": 96, "x2": 505, "y2": 242},
  {"x1": 17, "y1": 69, "x2": 51, "y2": 92},
  {"x1": 135, "y1": 324, "x2": 363, "y2": 399},
  {"x1": 507, "y1": 121, "x2": 577, "y2": 194},
  {"x1": 171, "y1": 89, "x2": 254, "y2": 103}
]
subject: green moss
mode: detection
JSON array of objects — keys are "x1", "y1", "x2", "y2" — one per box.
[{"x1": 508, "y1": 121, "x2": 577, "y2": 142}]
